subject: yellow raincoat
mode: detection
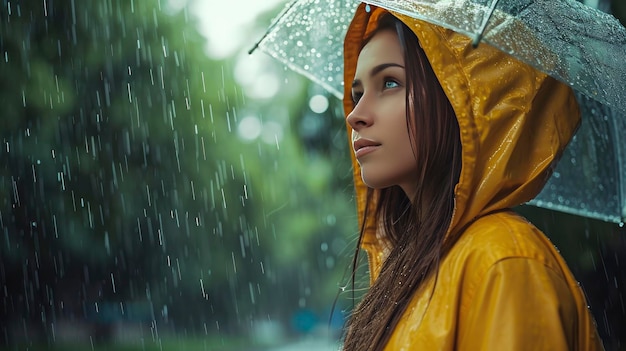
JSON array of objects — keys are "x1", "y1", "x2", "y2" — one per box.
[{"x1": 343, "y1": 4, "x2": 604, "y2": 350}]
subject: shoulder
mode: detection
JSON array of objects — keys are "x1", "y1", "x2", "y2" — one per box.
[
  {"x1": 451, "y1": 210, "x2": 563, "y2": 271},
  {"x1": 388, "y1": 211, "x2": 600, "y2": 350},
  {"x1": 442, "y1": 210, "x2": 570, "y2": 297}
]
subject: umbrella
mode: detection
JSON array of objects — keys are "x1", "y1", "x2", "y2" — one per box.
[{"x1": 250, "y1": 0, "x2": 626, "y2": 224}]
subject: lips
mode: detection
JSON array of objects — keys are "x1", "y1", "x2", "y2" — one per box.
[{"x1": 353, "y1": 138, "x2": 381, "y2": 158}]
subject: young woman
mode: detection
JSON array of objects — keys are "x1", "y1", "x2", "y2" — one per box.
[{"x1": 341, "y1": 4, "x2": 603, "y2": 350}]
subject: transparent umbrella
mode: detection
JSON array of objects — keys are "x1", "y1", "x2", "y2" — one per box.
[{"x1": 250, "y1": 0, "x2": 626, "y2": 224}]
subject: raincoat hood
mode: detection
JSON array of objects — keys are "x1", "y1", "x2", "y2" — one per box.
[{"x1": 343, "y1": 4, "x2": 580, "y2": 280}]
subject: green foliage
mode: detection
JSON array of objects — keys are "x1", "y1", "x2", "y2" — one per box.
[{"x1": 0, "y1": 0, "x2": 357, "y2": 346}]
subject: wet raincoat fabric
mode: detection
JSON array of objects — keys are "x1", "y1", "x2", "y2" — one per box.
[{"x1": 343, "y1": 4, "x2": 603, "y2": 350}]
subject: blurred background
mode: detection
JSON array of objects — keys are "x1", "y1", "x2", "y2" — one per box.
[{"x1": 0, "y1": 0, "x2": 624, "y2": 350}]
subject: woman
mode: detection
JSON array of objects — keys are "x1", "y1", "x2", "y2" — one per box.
[{"x1": 341, "y1": 4, "x2": 603, "y2": 350}]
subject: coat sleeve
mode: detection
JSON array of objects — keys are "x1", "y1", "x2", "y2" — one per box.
[{"x1": 457, "y1": 257, "x2": 582, "y2": 351}]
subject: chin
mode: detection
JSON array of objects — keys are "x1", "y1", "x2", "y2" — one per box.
[
  {"x1": 361, "y1": 170, "x2": 410, "y2": 191},
  {"x1": 361, "y1": 176, "x2": 394, "y2": 190}
]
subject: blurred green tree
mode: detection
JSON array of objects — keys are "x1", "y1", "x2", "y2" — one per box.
[
  {"x1": 0, "y1": 0, "x2": 359, "y2": 348},
  {"x1": 0, "y1": 0, "x2": 244, "y2": 342}
]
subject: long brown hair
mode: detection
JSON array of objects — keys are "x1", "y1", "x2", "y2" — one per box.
[{"x1": 342, "y1": 14, "x2": 463, "y2": 350}]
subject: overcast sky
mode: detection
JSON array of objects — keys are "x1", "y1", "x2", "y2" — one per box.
[{"x1": 192, "y1": 0, "x2": 287, "y2": 58}]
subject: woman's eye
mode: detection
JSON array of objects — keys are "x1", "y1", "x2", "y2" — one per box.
[{"x1": 384, "y1": 79, "x2": 399, "y2": 89}]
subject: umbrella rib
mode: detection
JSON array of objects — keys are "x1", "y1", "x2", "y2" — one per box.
[
  {"x1": 472, "y1": 0, "x2": 502, "y2": 48},
  {"x1": 609, "y1": 106, "x2": 626, "y2": 223},
  {"x1": 248, "y1": 0, "x2": 300, "y2": 55}
]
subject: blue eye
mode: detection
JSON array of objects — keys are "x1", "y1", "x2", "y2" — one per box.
[{"x1": 384, "y1": 80, "x2": 399, "y2": 89}]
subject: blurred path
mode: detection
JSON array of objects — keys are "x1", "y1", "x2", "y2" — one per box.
[{"x1": 263, "y1": 338, "x2": 340, "y2": 351}]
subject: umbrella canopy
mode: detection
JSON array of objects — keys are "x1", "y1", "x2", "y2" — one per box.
[{"x1": 251, "y1": 0, "x2": 626, "y2": 224}]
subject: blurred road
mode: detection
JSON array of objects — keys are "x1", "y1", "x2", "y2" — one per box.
[{"x1": 265, "y1": 338, "x2": 341, "y2": 351}]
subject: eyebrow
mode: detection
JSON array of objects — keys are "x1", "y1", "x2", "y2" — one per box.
[{"x1": 351, "y1": 63, "x2": 405, "y2": 89}]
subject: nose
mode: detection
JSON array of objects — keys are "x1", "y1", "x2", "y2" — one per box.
[{"x1": 346, "y1": 99, "x2": 373, "y2": 132}]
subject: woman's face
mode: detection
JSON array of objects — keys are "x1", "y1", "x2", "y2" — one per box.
[{"x1": 348, "y1": 29, "x2": 417, "y2": 196}]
